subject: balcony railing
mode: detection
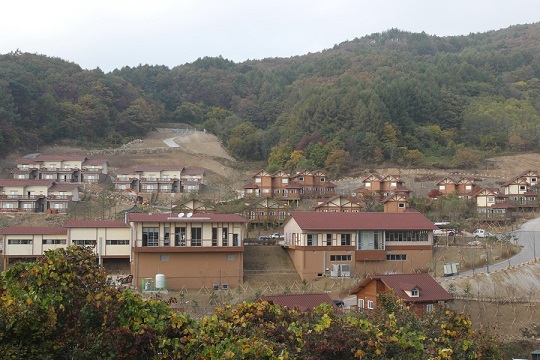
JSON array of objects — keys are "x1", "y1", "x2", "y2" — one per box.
[
  {"x1": 134, "y1": 238, "x2": 241, "y2": 248},
  {"x1": 0, "y1": 194, "x2": 45, "y2": 200}
]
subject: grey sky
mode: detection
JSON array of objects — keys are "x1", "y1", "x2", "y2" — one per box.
[{"x1": 1, "y1": 0, "x2": 539, "y2": 72}]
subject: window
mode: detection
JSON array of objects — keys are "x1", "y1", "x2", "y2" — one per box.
[
  {"x1": 330, "y1": 255, "x2": 351, "y2": 261},
  {"x1": 43, "y1": 239, "x2": 66, "y2": 245},
  {"x1": 439, "y1": 185, "x2": 445, "y2": 190},
  {"x1": 358, "y1": 299, "x2": 364, "y2": 309},
  {"x1": 255, "y1": 178, "x2": 261, "y2": 183},
  {"x1": 320, "y1": 177, "x2": 325, "y2": 182},
  {"x1": 212, "y1": 228, "x2": 218, "y2": 246},
  {"x1": 269, "y1": 211, "x2": 275, "y2": 217},
  {"x1": 298, "y1": 177, "x2": 304, "y2": 181},
  {"x1": 263, "y1": 188, "x2": 270, "y2": 193},
  {"x1": 307, "y1": 234, "x2": 314, "y2": 246},
  {"x1": 8, "y1": 239, "x2": 33, "y2": 244},
  {"x1": 142, "y1": 227, "x2": 159, "y2": 246},
  {"x1": 340, "y1": 234, "x2": 351, "y2": 246},
  {"x1": 222, "y1": 228, "x2": 228, "y2": 246},
  {"x1": 466, "y1": 185, "x2": 472, "y2": 190},
  {"x1": 279, "y1": 211, "x2": 286, "y2": 220},
  {"x1": 191, "y1": 227, "x2": 202, "y2": 246},
  {"x1": 106, "y1": 240, "x2": 129, "y2": 245},
  {"x1": 73, "y1": 240, "x2": 96, "y2": 246},
  {"x1": 274, "y1": 189, "x2": 280, "y2": 193},
  {"x1": 398, "y1": 203, "x2": 405, "y2": 208},
  {"x1": 426, "y1": 304, "x2": 434, "y2": 312},
  {"x1": 365, "y1": 182, "x2": 371, "y2": 188},
  {"x1": 520, "y1": 185, "x2": 526, "y2": 191},
  {"x1": 326, "y1": 234, "x2": 332, "y2": 246},
  {"x1": 487, "y1": 197, "x2": 494, "y2": 203},
  {"x1": 282, "y1": 178, "x2": 288, "y2": 184},
  {"x1": 249, "y1": 211, "x2": 255, "y2": 220},
  {"x1": 411, "y1": 289, "x2": 419, "y2": 297},
  {"x1": 367, "y1": 300, "x2": 374, "y2": 309},
  {"x1": 385, "y1": 231, "x2": 428, "y2": 242},
  {"x1": 386, "y1": 254, "x2": 407, "y2": 261},
  {"x1": 175, "y1": 227, "x2": 186, "y2": 246}
]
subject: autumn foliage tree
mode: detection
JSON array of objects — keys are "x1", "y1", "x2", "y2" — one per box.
[{"x1": 0, "y1": 246, "x2": 505, "y2": 359}]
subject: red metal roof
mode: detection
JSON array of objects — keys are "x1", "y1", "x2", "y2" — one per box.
[
  {"x1": 351, "y1": 273, "x2": 453, "y2": 303},
  {"x1": 0, "y1": 226, "x2": 67, "y2": 235},
  {"x1": 288, "y1": 211, "x2": 436, "y2": 231},
  {"x1": 127, "y1": 213, "x2": 247, "y2": 223},
  {"x1": 260, "y1": 293, "x2": 339, "y2": 311},
  {"x1": 63, "y1": 220, "x2": 129, "y2": 228},
  {"x1": 0, "y1": 179, "x2": 55, "y2": 187}
]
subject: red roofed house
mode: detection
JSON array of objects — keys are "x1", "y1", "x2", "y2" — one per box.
[
  {"x1": 12, "y1": 153, "x2": 109, "y2": 183},
  {"x1": 349, "y1": 273, "x2": 453, "y2": 316},
  {"x1": 0, "y1": 179, "x2": 80, "y2": 213},
  {"x1": 282, "y1": 211, "x2": 436, "y2": 280},
  {"x1": 314, "y1": 195, "x2": 362, "y2": 212},
  {"x1": 260, "y1": 293, "x2": 340, "y2": 312},
  {"x1": 113, "y1": 165, "x2": 204, "y2": 194},
  {"x1": 1, "y1": 213, "x2": 247, "y2": 290},
  {"x1": 0, "y1": 226, "x2": 68, "y2": 268},
  {"x1": 243, "y1": 169, "x2": 335, "y2": 203},
  {"x1": 126, "y1": 212, "x2": 247, "y2": 289}
]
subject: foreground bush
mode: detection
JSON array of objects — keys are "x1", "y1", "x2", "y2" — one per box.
[{"x1": 0, "y1": 246, "x2": 503, "y2": 359}]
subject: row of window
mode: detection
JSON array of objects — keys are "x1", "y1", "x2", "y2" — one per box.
[
  {"x1": 248, "y1": 211, "x2": 287, "y2": 220},
  {"x1": 300, "y1": 231, "x2": 427, "y2": 247},
  {"x1": 142, "y1": 227, "x2": 239, "y2": 247},
  {"x1": 7, "y1": 239, "x2": 131, "y2": 245}
]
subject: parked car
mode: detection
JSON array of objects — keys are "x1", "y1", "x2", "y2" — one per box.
[
  {"x1": 270, "y1": 233, "x2": 283, "y2": 239},
  {"x1": 472, "y1": 229, "x2": 493, "y2": 238},
  {"x1": 257, "y1": 235, "x2": 270, "y2": 240}
]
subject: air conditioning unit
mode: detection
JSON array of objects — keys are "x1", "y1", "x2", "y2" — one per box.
[
  {"x1": 330, "y1": 264, "x2": 340, "y2": 277},
  {"x1": 221, "y1": 283, "x2": 229, "y2": 290},
  {"x1": 340, "y1": 264, "x2": 351, "y2": 277},
  {"x1": 213, "y1": 283, "x2": 219, "y2": 291}
]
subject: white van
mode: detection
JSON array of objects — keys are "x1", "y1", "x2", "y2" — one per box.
[{"x1": 472, "y1": 229, "x2": 493, "y2": 238}]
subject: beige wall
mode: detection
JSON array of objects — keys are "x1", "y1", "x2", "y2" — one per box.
[
  {"x1": 3, "y1": 234, "x2": 68, "y2": 256},
  {"x1": 70, "y1": 227, "x2": 131, "y2": 257},
  {"x1": 132, "y1": 251, "x2": 243, "y2": 289}
]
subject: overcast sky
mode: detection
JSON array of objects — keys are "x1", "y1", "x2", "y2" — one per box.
[{"x1": 1, "y1": 1, "x2": 539, "y2": 72}]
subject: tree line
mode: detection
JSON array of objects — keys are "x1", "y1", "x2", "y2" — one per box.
[{"x1": 1, "y1": 23, "x2": 540, "y2": 176}]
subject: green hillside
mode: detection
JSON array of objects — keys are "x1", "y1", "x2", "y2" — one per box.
[{"x1": 1, "y1": 23, "x2": 540, "y2": 175}]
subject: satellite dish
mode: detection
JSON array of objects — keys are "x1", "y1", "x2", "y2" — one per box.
[
  {"x1": 178, "y1": 213, "x2": 184, "y2": 218},
  {"x1": 186, "y1": 212, "x2": 193, "y2": 218}
]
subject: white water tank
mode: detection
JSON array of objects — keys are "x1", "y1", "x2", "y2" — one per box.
[{"x1": 155, "y1": 274, "x2": 166, "y2": 289}]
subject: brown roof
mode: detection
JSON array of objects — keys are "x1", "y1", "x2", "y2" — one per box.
[
  {"x1": 350, "y1": 273, "x2": 453, "y2": 303},
  {"x1": 127, "y1": 213, "x2": 247, "y2": 223},
  {"x1": 260, "y1": 293, "x2": 339, "y2": 311},
  {"x1": 0, "y1": 179, "x2": 55, "y2": 187},
  {"x1": 17, "y1": 154, "x2": 88, "y2": 163},
  {"x1": 287, "y1": 211, "x2": 436, "y2": 231},
  {"x1": 0, "y1": 226, "x2": 67, "y2": 235},
  {"x1": 182, "y1": 168, "x2": 205, "y2": 176},
  {"x1": 82, "y1": 158, "x2": 108, "y2": 166},
  {"x1": 115, "y1": 165, "x2": 184, "y2": 173},
  {"x1": 63, "y1": 220, "x2": 129, "y2": 228}
]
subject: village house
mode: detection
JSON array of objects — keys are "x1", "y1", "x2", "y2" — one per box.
[
  {"x1": 382, "y1": 193, "x2": 409, "y2": 213},
  {"x1": 0, "y1": 220, "x2": 129, "y2": 268},
  {"x1": 1, "y1": 213, "x2": 247, "y2": 290},
  {"x1": 243, "y1": 197, "x2": 290, "y2": 227},
  {"x1": 433, "y1": 176, "x2": 478, "y2": 199},
  {"x1": 173, "y1": 198, "x2": 216, "y2": 214},
  {"x1": 349, "y1": 273, "x2": 453, "y2": 316},
  {"x1": 353, "y1": 173, "x2": 408, "y2": 200},
  {"x1": 313, "y1": 195, "x2": 362, "y2": 212},
  {"x1": 282, "y1": 211, "x2": 436, "y2": 281},
  {"x1": 12, "y1": 154, "x2": 109, "y2": 184},
  {"x1": 0, "y1": 179, "x2": 80, "y2": 213},
  {"x1": 473, "y1": 187, "x2": 515, "y2": 223},
  {"x1": 502, "y1": 171, "x2": 539, "y2": 211},
  {"x1": 113, "y1": 165, "x2": 205, "y2": 194},
  {"x1": 243, "y1": 169, "x2": 336, "y2": 203},
  {"x1": 126, "y1": 212, "x2": 247, "y2": 290}
]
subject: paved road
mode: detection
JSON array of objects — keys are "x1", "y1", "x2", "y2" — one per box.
[{"x1": 458, "y1": 216, "x2": 540, "y2": 276}]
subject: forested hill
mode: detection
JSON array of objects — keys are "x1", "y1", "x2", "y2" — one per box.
[{"x1": 1, "y1": 23, "x2": 540, "y2": 176}]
